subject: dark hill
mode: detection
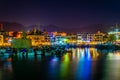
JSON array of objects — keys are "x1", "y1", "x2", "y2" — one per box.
[
  {"x1": 26, "y1": 24, "x2": 61, "y2": 32},
  {"x1": 0, "y1": 21, "x2": 25, "y2": 31}
]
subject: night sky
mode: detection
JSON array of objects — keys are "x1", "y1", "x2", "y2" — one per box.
[{"x1": 0, "y1": 0, "x2": 120, "y2": 31}]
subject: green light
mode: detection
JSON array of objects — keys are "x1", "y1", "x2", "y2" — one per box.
[{"x1": 60, "y1": 53, "x2": 70, "y2": 78}]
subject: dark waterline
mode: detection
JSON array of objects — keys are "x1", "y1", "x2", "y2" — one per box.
[{"x1": 0, "y1": 48, "x2": 120, "y2": 80}]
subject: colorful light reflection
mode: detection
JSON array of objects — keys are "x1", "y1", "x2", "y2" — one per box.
[{"x1": 60, "y1": 53, "x2": 70, "y2": 77}]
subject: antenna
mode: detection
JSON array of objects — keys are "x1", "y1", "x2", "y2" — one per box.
[
  {"x1": 115, "y1": 23, "x2": 119, "y2": 32},
  {"x1": 115, "y1": 23, "x2": 119, "y2": 41},
  {"x1": 116, "y1": 23, "x2": 118, "y2": 29}
]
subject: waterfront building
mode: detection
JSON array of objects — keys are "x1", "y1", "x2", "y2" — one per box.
[
  {"x1": 0, "y1": 24, "x2": 11, "y2": 46},
  {"x1": 26, "y1": 26, "x2": 50, "y2": 46},
  {"x1": 76, "y1": 32, "x2": 93, "y2": 45},
  {"x1": 26, "y1": 35, "x2": 46, "y2": 46},
  {"x1": 92, "y1": 31, "x2": 105, "y2": 44},
  {"x1": 76, "y1": 31, "x2": 105, "y2": 45},
  {"x1": 108, "y1": 28, "x2": 120, "y2": 42},
  {"x1": 0, "y1": 35, "x2": 4, "y2": 46},
  {"x1": 54, "y1": 35, "x2": 67, "y2": 45},
  {"x1": 51, "y1": 32, "x2": 67, "y2": 36},
  {"x1": 50, "y1": 32, "x2": 67, "y2": 45},
  {"x1": 8, "y1": 31, "x2": 14, "y2": 36},
  {"x1": 16, "y1": 32, "x2": 22, "y2": 38},
  {"x1": 66, "y1": 34, "x2": 77, "y2": 45}
]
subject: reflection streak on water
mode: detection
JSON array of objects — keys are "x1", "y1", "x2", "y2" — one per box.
[
  {"x1": 0, "y1": 57, "x2": 13, "y2": 80},
  {"x1": 72, "y1": 48, "x2": 76, "y2": 60},
  {"x1": 1, "y1": 48, "x2": 120, "y2": 80},
  {"x1": 73, "y1": 48, "x2": 99, "y2": 61},
  {"x1": 76, "y1": 48, "x2": 91, "y2": 80},
  {"x1": 107, "y1": 51, "x2": 120, "y2": 60},
  {"x1": 60, "y1": 53, "x2": 70, "y2": 78},
  {"x1": 80, "y1": 48, "x2": 85, "y2": 61},
  {"x1": 103, "y1": 51, "x2": 120, "y2": 80}
]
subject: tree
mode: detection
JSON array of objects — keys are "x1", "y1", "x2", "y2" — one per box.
[
  {"x1": 108, "y1": 34, "x2": 117, "y2": 44},
  {"x1": 22, "y1": 31, "x2": 27, "y2": 39}
]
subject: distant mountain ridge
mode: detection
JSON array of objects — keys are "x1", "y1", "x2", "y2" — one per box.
[
  {"x1": 0, "y1": 21, "x2": 25, "y2": 31},
  {"x1": 26, "y1": 24, "x2": 62, "y2": 32},
  {"x1": 0, "y1": 21, "x2": 116, "y2": 33},
  {"x1": 59, "y1": 24, "x2": 116, "y2": 33}
]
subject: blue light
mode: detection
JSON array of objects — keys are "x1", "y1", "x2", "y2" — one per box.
[
  {"x1": 51, "y1": 57, "x2": 59, "y2": 62},
  {"x1": 76, "y1": 50, "x2": 92, "y2": 79}
]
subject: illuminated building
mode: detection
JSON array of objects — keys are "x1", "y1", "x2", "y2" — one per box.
[
  {"x1": 51, "y1": 32, "x2": 67, "y2": 36},
  {"x1": 108, "y1": 31, "x2": 120, "y2": 42},
  {"x1": 52, "y1": 33, "x2": 76, "y2": 45},
  {"x1": 0, "y1": 35, "x2": 4, "y2": 46},
  {"x1": 76, "y1": 31, "x2": 105, "y2": 45},
  {"x1": 66, "y1": 34, "x2": 77, "y2": 44},
  {"x1": 16, "y1": 32, "x2": 22, "y2": 38},
  {"x1": 50, "y1": 32, "x2": 67, "y2": 45},
  {"x1": 26, "y1": 35, "x2": 46, "y2": 46},
  {"x1": 0, "y1": 24, "x2": 4, "y2": 46},
  {"x1": 0, "y1": 35, "x2": 11, "y2": 47},
  {"x1": 0, "y1": 31, "x2": 22, "y2": 46},
  {"x1": 26, "y1": 26, "x2": 50, "y2": 46},
  {"x1": 77, "y1": 32, "x2": 93, "y2": 45},
  {"x1": 8, "y1": 31, "x2": 14, "y2": 36},
  {"x1": 108, "y1": 24, "x2": 120, "y2": 42},
  {"x1": 54, "y1": 36, "x2": 67, "y2": 45},
  {"x1": 0, "y1": 24, "x2": 11, "y2": 46},
  {"x1": 92, "y1": 31, "x2": 105, "y2": 44},
  {"x1": 49, "y1": 34, "x2": 55, "y2": 45},
  {"x1": 50, "y1": 32, "x2": 76, "y2": 45}
]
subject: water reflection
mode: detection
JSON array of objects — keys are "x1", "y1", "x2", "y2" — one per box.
[
  {"x1": 60, "y1": 53, "x2": 71, "y2": 78},
  {"x1": 0, "y1": 57, "x2": 13, "y2": 80},
  {"x1": 107, "y1": 51, "x2": 120, "y2": 60},
  {"x1": 47, "y1": 56, "x2": 60, "y2": 79},
  {"x1": 0, "y1": 69, "x2": 3, "y2": 80},
  {"x1": 77, "y1": 58, "x2": 91, "y2": 80},
  {"x1": 1, "y1": 48, "x2": 120, "y2": 80}
]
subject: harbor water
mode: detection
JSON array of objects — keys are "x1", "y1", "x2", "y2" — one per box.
[{"x1": 0, "y1": 48, "x2": 120, "y2": 80}]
